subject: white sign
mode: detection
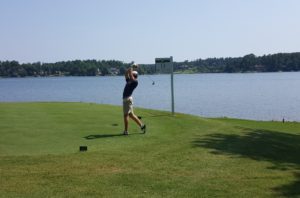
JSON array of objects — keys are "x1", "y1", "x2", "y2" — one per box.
[
  {"x1": 155, "y1": 56, "x2": 175, "y2": 115},
  {"x1": 155, "y1": 57, "x2": 173, "y2": 74}
]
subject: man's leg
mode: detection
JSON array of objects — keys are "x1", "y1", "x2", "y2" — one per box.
[
  {"x1": 123, "y1": 114, "x2": 129, "y2": 135},
  {"x1": 123, "y1": 98, "x2": 131, "y2": 135},
  {"x1": 129, "y1": 112, "x2": 143, "y2": 127},
  {"x1": 129, "y1": 112, "x2": 146, "y2": 133}
]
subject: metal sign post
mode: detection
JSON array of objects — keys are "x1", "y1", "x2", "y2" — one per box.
[{"x1": 155, "y1": 56, "x2": 174, "y2": 115}]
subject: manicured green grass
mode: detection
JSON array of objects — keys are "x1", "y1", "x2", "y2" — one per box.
[{"x1": 0, "y1": 102, "x2": 300, "y2": 197}]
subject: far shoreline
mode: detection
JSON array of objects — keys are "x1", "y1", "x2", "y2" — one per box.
[{"x1": 1, "y1": 70, "x2": 300, "y2": 79}]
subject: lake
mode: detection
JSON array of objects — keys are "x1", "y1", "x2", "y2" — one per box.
[{"x1": 1, "y1": 72, "x2": 300, "y2": 121}]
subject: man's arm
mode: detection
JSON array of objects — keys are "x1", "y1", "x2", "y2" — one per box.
[
  {"x1": 125, "y1": 67, "x2": 134, "y2": 80},
  {"x1": 125, "y1": 64, "x2": 138, "y2": 80}
]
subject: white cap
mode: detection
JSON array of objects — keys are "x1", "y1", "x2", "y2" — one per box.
[
  {"x1": 132, "y1": 71, "x2": 138, "y2": 78},
  {"x1": 132, "y1": 63, "x2": 138, "y2": 68}
]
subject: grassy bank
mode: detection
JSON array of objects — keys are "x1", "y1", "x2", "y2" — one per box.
[{"x1": 0, "y1": 102, "x2": 299, "y2": 197}]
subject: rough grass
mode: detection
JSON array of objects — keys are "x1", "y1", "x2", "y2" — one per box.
[{"x1": 0, "y1": 102, "x2": 300, "y2": 197}]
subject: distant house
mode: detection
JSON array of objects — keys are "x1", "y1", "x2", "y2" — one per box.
[
  {"x1": 97, "y1": 68, "x2": 102, "y2": 76},
  {"x1": 254, "y1": 65, "x2": 265, "y2": 72},
  {"x1": 178, "y1": 65, "x2": 189, "y2": 70},
  {"x1": 109, "y1": 67, "x2": 120, "y2": 75}
]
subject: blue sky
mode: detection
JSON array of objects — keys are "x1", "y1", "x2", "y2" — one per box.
[{"x1": 0, "y1": 0, "x2": 299, "y2": 63}]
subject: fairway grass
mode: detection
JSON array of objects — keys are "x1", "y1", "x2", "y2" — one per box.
[{"x1": 0, "y1": 102, "x2": 300, "y2": 197}]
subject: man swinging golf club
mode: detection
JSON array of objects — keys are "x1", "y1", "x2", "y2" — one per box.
[{"x1": 122, "y1": 63, "x2": 146, "y2": 135}]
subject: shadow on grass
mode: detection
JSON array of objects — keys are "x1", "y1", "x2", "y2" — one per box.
[
  {"x1": 84, "y1": 134, "x2": 124, "y2": 139},
  {"x1": 274, "y1": 172, "x2": 300, "y2": 197},
  {"x1": 84, "y1": 133, "x2": 141, "y2": 140},
  {"x1": 192, "y1": 127, "x2": 300, "y2": 196}
]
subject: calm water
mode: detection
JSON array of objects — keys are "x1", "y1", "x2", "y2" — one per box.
[{"x1": 1, "y1": 72, "x2": 300, "y2": 121}]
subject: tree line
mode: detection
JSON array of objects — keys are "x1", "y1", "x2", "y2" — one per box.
[
  {"x1": 1, "y1": 52, "x2": 300, "y2": 77},
  {"x1": 0, "y1": 60, "x2": 133, "y2": 77},
  {"x1": 176, "y1": 52, "x2": 300, "y2": 73}
]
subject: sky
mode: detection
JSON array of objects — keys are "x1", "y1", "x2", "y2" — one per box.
[{"x1": 0, "y1": 0, "x2": 300, "y2": 64}]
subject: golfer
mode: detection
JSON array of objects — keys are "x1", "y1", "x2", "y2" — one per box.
[{"x1": 122, "y1": 63, "x2": 146, "y2": 135}]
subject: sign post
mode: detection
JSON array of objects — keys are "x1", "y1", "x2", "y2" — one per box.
[{"x1": 155, "y1": 56, "x2": 174, "y2": 115}]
